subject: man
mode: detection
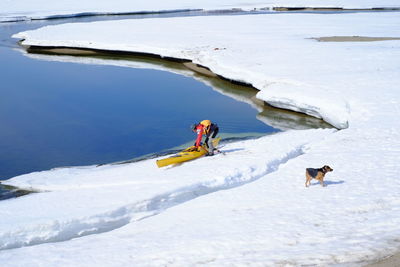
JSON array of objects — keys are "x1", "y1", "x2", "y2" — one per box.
[{"x1": 193, "y1": 120, "x2": 219, "y2": 156}]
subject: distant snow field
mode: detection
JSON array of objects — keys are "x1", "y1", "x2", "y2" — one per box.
[
  {"x1": 1, "y1": 1, "x2": 400, "y2": 266},
  {"x1": 1, "y1": 0, "x2": 400, "y2": 22}
]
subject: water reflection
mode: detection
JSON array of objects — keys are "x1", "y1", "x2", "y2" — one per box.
[
  {"x1": 195, "y1": 71, "x2": 332, "y2": 130},
  {"x1": 0, "y1": 184, "x2": 33, "y2": 201},
  {"x1": 22, "y1": 46, "x2": 332, "y2": 132}
]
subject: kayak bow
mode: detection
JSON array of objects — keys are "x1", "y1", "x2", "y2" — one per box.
[{"x1": 156, "y1": 138, "x2": 220, "y2": 168}]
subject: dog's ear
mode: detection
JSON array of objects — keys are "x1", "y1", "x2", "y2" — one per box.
[{"x1": 324, "y1": 165, "x2": 333, "y2": 172}]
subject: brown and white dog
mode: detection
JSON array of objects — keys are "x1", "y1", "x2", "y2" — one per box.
[{"x1": 305, "y1": 165, "x2": 333, "y2": 187}]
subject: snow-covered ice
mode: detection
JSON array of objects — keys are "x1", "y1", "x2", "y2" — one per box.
[
  {"x1": 1, "y1": 2, "x2": 400, "y2": 267},
  {"x1": 1, "y1": 0, "x2": 399, "y2": 22}
]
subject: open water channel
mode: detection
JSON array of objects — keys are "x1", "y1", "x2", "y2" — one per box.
[{"x1": 0, "y1": 12, "x2": 331, "y2": 199}]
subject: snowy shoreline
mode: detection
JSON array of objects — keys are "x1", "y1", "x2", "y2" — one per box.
[
  {"x1": 1, "y1": 3, "x2": 400, "y2": 267},
  {"x1": 2, "y1": 0, "x2": 400, "y2": 23}
]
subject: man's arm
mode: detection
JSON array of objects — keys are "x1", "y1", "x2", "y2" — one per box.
[{"x1": 195, "y1": 125, "x2": 203, "y2": 147}]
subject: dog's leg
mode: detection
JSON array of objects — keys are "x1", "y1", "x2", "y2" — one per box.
[
  {"x1": 305, "y1": 172, "x2": 310, "y2": 187},
  {"x1": 315, "y1": 173, "x2": 325, "y2": 187},
  {"x1": 319, "y1": 175, "x2": 326, "y2": 187},
  {"x1": 306, "y1": 172, "x2": 308, "y2": 187}
]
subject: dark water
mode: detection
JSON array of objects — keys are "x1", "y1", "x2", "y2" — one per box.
[{"x1": 0, "y1": 15, "x2": 331, "y2": 201}]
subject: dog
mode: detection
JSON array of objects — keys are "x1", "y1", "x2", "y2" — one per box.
[{"x1": 305, "y1": 165, "x2": 333, "y2": 187}]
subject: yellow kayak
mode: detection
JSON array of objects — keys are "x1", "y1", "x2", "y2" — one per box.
[{"x1": 156, "y1": 138, "x2": 221, "y2": 168}]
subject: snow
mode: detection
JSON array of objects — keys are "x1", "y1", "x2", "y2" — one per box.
[
  {"x1": 1, "y1": 3, "x2": 400, "y2": 267},
  {"x1": 1, "y1": 0, "x2": 400, "y2": 22},
  {"x1": 0, "y1": 129, "x2": 332, "y2": 250}
]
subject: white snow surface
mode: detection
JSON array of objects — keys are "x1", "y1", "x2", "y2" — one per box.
[
  {"x1": 1, "y1": 0, "x2": 399, "y2": 22},
  {"x1": 1, "y1": 7, "x2": 400, "y2": 267}
]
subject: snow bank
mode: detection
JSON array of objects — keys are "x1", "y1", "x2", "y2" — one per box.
[
  {"x1": 257, "y1": 83, "x2": 350, "y2": 129},
  {"x1": 0, "y1": 129, "x2": 332, "y2": 250}
]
